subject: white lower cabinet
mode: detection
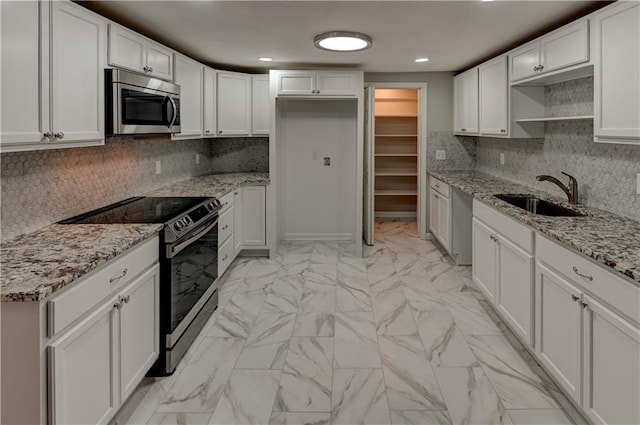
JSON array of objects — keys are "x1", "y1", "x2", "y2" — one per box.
[
  {"x1": 48, "y1": 299, "x2": 118, "y2": 425},
  {"x1": 429, "y1": 177, "x2": 451, "y2": 251},
  {"x1": 471, "y1": 208, "x2": 533, "y2": 344},
  {"x1": 233, "y1": 189, "x2": 244, "y2": 255},
  {"x1": 241, "y1": 186, "x2": 266, "y2": 246}
]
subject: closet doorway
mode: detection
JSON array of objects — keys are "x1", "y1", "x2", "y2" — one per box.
[{"x1": 363, "y1": 83, "x2": 427, "y2": 245}]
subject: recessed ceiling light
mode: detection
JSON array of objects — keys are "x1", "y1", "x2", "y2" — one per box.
[
  {"x1": 314, "y1": 31, "x2": 372, "y2": 52},
  {"x1": 481, "y1": 0, "x2": 495, "y2": 2},
  {"x1": 258, "y1": 57, "x2": 273, "y2": 62},
  {"x1": 415, "y1": 57, "x2": 430, "y2": 63}
]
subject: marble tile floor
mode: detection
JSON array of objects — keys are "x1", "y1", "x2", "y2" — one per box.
[{"x1": 112, "y1": 221, "x2": 579, "y2": 425}]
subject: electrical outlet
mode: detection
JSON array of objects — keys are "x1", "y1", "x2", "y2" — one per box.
[
  {"x1": 637, "y1": 173, "x2": 640, "y2": 195},
  {"x1": 435, "y1": 150, "x2": 446, "y2": 160},
  {"x1": 155, "y1": 160, "x2": 161, "y2": 175},
  {"x1": 196, "y1": 154, "x2": 200, "y2": 164},
  {"x1": 500, "y1": 153, "x2": 505, "y2": 165},
  {"x1": 323, "y1": 156, "x2": 331, "y2": 166}
]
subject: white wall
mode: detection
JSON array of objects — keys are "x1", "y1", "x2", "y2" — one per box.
[{"x1": 277, "y1": 99, "x2": 357, "y2": 240}]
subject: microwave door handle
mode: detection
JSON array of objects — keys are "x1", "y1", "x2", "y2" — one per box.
[
  {"x1": 168, "y1": 96, "x2": 178, "y2": 128},
  {"x1": 161, "y1": 96, "x2": 171, "y2": 127}
]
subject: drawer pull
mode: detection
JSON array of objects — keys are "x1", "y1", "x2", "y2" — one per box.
[
  {"x1": 572, "y1": 266, "x2": 593, "y2": 281},
  {"x1": 222, "y1": 224, "x2": 229, "y2": 230},
  {"x1": 222, "y1": 254, "x2": 229, "y2": 261},
  {"x1": 109, "y1": 268, "x2": 128, "y2": 283},
  {"x1": 113, "y1": 297, "x2": 123, "y2": 310},
  {"x1": 581, "y1": 301, "x2": 589, "y2": 309},
  {"x1": 121, "y1": 295, "x2": 130, "y2": 304},
  {"x1": 571, "y1": 294, "x2": 579, "y2": 302}
]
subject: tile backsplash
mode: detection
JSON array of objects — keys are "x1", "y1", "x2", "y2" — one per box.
[
  {"x1": 0, "y1": 136, "x2": 269, "y2": 240},
  {"x1": 476, "y1": 77, "x2": 640, "y2": 221},
  {"x1": 427, "y1": 131, "x2": 476, "y2": 171}
]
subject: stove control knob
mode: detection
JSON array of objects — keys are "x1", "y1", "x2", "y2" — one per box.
[{"x1": 174, "y1": 221, "x2": 184, "y2": 231}]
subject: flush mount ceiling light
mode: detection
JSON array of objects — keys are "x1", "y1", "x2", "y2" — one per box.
[
  {"x1": 414, "y1": 57, "x2": 430, "y2": 63},
  {"x1": 314, "y1": 31, "x2": 373, "y2": 52},
  {"x1": 258, "y1": 57, "x2": 273, "y2": 62}
]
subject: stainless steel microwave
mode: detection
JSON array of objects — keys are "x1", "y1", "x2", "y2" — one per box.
[{"x1": 105, "y1": 69, "x2": 181, "y2": 135}]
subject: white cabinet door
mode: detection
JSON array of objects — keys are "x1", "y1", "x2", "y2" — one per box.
[
  {"x1": 1, "y1": 0, "x2": 49, "y2": 147},
  {"x1": 252, "y1": 75, "x2": 270, "y2": 135},
  {"x1": 509, "y1": 41, "x2": 540, "y2": 82},
  {"x1": 241, "y1": 186, "x2": 266, "y2": 246},
  {"x1": 51, "y1": 1, "x2": 105, "y2": 144},
  {"x1": 145, "y1": 41, "x2": 173, "y2": 81},
  {"x1": 541, "y1": 20, "x2": 589, "y2": 75},
  {"x1": 108, "y1": 24, "x2": 146, "y2": 74},
  {"x1": 203, "y1": 67, "x2": 217, "y2": 137},
  {"x1": 119, "y1": 266, "x2": 159, "y2": 402},
  {"x1": 497, "y1": 236, "x2": 534, "y2": 345},
  {"x1": 49, "y1": 299, "x2": 119, "y2": 425},
  {"x1": 593, "y1": 1, "x2": 640, "y2": 143},
  {"x1": 453, "y1": 74, "x2": 465, "y2": 133},
  {"x1": 472, "y1": 218, "x2": 498, "y2": 303},
  {"x1": 535, "y1": 262, "x2": 582, "y2": 404},
  {"x1": 582, "y1": 295, "x2": 640, "y2": 425},
  {"x1": 316, "y1": 72, "x2": 357, "y2": 96},
  {"x1": 479, "y1": 56, "x2": 508, "y2": 136},
  {"x1": 464, "y1": 69, "x2": 479, "y2": 134},
  {"x1": 437, "y1": 193, "x2": 450, "y2": 251},
  {"x1": 217, "y1": 72, "x2": 251, "y2": 136},
  {"x1": 277, "y1": 71, "x2": 315, "y2": 95},
  {"x1": 233, "y1": 189, "x2": 243, "y2": 255},
  {"x1": 429, "y1": 189, "x2": 440, "y2": 241},
  {"x1": 173, "y1": 54, "x2": 203, "y2": 138}
]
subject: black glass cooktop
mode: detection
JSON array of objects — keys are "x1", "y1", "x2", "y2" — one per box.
[{"x1": 59, "y1": 197, "x2": 212, "y2": 224}]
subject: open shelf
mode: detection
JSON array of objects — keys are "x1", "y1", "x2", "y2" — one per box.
[
  {"x1": 375, "y1": 175, "x2": 417, "y2": 192},
  {"x1": 515, "y1": 115, "x2": 594, "y2": 123},
  {"x1": 375, "y1": 134, "x2": 418, "y2": 137},
  {"x1": 375, "y1": 153, "x2": 417, "y2": 157},
  {"x1": 375, "y1": 190, "x2": 418, "y2": 196},
  {"x1": 375, "y1": 114, "x2": 418, "y2": 118},
  {"x1": 375, "y1": 171, "x2": 418, "y2": 176}
]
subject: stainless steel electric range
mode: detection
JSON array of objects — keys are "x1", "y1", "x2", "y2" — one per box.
[{"x1": 60, "y1": 196, "x2": 222, "y2": 375}]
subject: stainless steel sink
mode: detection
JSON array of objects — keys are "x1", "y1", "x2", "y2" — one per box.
[{"x1": 494, "y1": 194, "x2": 587, "y2": 217}]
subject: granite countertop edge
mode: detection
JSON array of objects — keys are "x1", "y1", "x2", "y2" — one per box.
[
  {"x1": 428, "y1": 170, "x2": 640, "y2": 285},
  {"x1": 1, "y1": 173, "x2": 270, "y2": 303}
]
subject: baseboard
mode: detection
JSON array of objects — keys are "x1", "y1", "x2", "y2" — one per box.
[{"x1": 282, "y1": 233, "x2": 353, "y2": 241}]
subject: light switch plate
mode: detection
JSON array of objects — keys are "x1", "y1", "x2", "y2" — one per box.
[
  {"x1": 323, "y1": 156, "x2": 331, "y2": 166},
  {"x1": 500, "y1": 153, "x2": 505, "y2": 165},
  {"x1": 435, "y1": 150, "x2": 446, "y2": 160},
  {"x1": 155, "y1": 160, "x2": 162, "y2": 175}
]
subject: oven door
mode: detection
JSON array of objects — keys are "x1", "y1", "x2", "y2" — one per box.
[
  {"x1": 114, "y1": 82, "x2": 181, "y2": 134},
  {"x1": 163, "y1": 216, "x2": 218, "y2": 347}
]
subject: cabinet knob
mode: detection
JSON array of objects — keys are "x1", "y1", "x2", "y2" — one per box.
[
  {"x1": 538, "y1": 65, "x2": 544, "y2": 71},
  {"x1": 219, "y1": 130, "x2": 223, "y2": 134},
  {"x1": 149, "y1": 67, "x2": 153, "y2": 73},
  {"x1": 223, "y1": 254, "x2": 228, "y2": 261},
  {"x1": 44, "y1": 131, "x2": 53, "y2": 140},
  {"x1": 234, "y1": 191, "x2": 238, "y2": 195},
  {"x1": 581, "y1": 301, "x2": 588, "y2": 309},
  {"x1": 571, "y1": 294, "x2": 579, "y2": 302},
  {"x1": 316, "y1": 89, "x2": 320, "y2": 94},
  {"x1": 500, "y1": 129, "x2": 506, "y2": 133},
  {"x1": 143, "y1": 66, "x2": 149, "y2": 72},
  {"x1": 205, "y1": 130, "x2": 210, "y2": 134},
  {"x1": 54, "y1": 131, "x2": 64, "y2": 140},
  {"x1": 533, "y1": 65, "x2": 538, "y2": 71},
  {"x1": 122, "y1": 295, "x2": 130, "y2": 304}
]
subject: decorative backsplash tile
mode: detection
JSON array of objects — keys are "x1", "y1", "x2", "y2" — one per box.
[
  {"x1": 427, "y1": 131, "x2": 476, "y2": 170},
  {"x1": 476, "y1": 76, "x2": 639, "y2": 221},
  {"x1": 0, "y1": 136, "x2": 269, "y2": 241},
  {"x1": 209, "y1": 137, "x2": 269, "y2": 172}
]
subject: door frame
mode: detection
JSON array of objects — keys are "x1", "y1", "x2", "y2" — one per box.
[{"x1": 363, "y1": 82, "x2": 429, "y2": 239}]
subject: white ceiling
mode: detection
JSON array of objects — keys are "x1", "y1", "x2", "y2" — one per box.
[{"x1": 79, "y1": 0, "x2": 606, "y2": 73}]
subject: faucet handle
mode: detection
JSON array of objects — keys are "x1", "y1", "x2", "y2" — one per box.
[{"x1": 561, "y1": 171, "x2": 576, "y2": 183}]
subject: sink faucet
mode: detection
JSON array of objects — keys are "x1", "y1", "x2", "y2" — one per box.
[{"x1": 536, "y1": 172, "x2": 579, "y2": 204}]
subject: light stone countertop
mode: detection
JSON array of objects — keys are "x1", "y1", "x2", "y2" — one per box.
[
  {"x1": 429, "y1": 170, "x2": 640, "y2": 285},
  {"x1": 1, "y1": 224, "x2": 163, "y2": 302},
  {"x1": 1, "y1": 172, "x2": 270, "y2": 302}
]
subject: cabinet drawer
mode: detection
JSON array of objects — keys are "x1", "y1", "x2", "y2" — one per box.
[
  {"x1": 48, "y1": 236, "x2": 159, "y2": 338},
  {"x1": 429, "y1": 176, "x2": 450, "y2": 198},
  {"x1": 473, "y1": 200, "x2": 533, "y2": 253},
  {"x1": 218, "y1": 207, "x2": 233, "y2": 247},
  {"x1": 218, "y1": 191, "x2": 233, "y2": 214},
  {"x1": 218, "y1": 236, "x2": 234, "y2": 276},
  {"x1": 536, "y1": 234, "x2": 639, "y2": 325}
]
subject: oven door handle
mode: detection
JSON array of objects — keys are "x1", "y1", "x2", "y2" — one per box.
[{"x1": 167, "y1": 217, "x2": 218, "y2": 258}]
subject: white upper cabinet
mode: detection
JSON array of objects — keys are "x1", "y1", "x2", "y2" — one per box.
[
  {"x1": 173, "y1": 54, "x2": 203, "y2": 139},
  {"x1": 479, "y1": 55, "x2": 509, "y2": 136},
  {"x1": 592, "y1": 1, "x2": 640, "y2": 144},
  {"x1": 252, "y1": 75, "x2": 270, "y2": 135},
  {"x1": 453, "y1": 68, "x2": 478, "y2": 135},
  {"x1": 203, "y1": 67, "x2": 217, "y2": 137},
  {"x1": 509, "y1": 20, "x2": 589, "y2": 82},
  {"x1": 276, "y1": 71, "x2": 358, "y2": 96},
  {"x1": 217, "y1": 71, "x2": 251, "y2": 136},
  {"x1": 108, "y1": 24, "x2": 173, "y2": 81},
  {"x1": 1, "y1": 1, "x2": 106, "y2": 152}
]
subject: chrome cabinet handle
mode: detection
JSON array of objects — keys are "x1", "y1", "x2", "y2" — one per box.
[
  {"x1": 222, "y1": 254, "x2": 229, "y2": 261},
  {"x1": 222, "y1": 224, "x2": 228, "y2": 230},
  {"x1": 538, "y1": 65, "x2": 544, "y2": 71},
  {"x1": 113, "y1": 297, "x2": 123, "y2": 310},
  {"x1": 461, "y1": 128, "x2": 466, "y2": 132},
  {"x1": 109, "y1": 268, "x2": 128, "y2": 283},
  {"x1": 205, "y1": 130, "x2": 210, "y2": 134},
  {"x1": 316, "y1": 89, "x2": 320, "y2": 94},
  {"x1": 54, "y1": 131, "x2": 64, "y2": 139},
  {"x1": 533, "y1": 65, "x2": 539, "y2": 71},
  {"x1": 149, "y1": 67, "x2": 153, "y2": 73},
  {"x1": 219, "y1": 130, "x2": 223, "y2": 134},
  {"x1": 581, "y1": 301, "x2": 588, "y2": 309},
  {"x1": 121, "y1": 295, "x2": 130, "y2": 304},
  {"x1": 571, "y1": 294, "x2": 579, "y2": 302},
  {"x1": 143, "y1": 66, "x2": 149, "y2": 72},
  {"x1": 500, "y1": 129, "x2": 506, "y2": 133},
  {"x1": 44, "y1": 131, "x2": 53, "y2": 140},
  {"x1": 572, "y1": 266, "x2": 593, "y2": 281}
]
